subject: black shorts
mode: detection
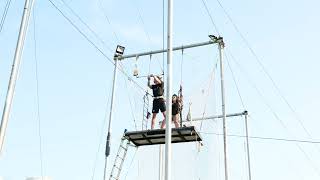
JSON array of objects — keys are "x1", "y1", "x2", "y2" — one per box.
[
  {"x1": 152, "y1": 98, "x2": 166, "y2": 113},
  {"x1": 172, "y1": 103, "x2": 180, "y2": 115}
]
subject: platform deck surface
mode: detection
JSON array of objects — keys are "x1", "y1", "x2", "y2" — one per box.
[{"x1": 124, "y1": 126, "x2": 202, "y2": 146}]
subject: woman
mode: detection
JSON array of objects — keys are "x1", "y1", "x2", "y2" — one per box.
[{"x1": 161, "y1": 93, "x2": 182, "y2": 128}]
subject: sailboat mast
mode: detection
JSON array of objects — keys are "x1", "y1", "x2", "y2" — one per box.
[
  {"x1": 218, "y1": 40, "x2": 228, "y2": 180},
  {"x1": 0, "y1": 0, "x2": 35, "y2": 156},
  {"x1": 165, "y1": 0, "x2": 173, "y2": 180}
]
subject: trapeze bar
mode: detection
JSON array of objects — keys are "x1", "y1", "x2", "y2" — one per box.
[
  {"x1": 124, "y1": 126, "x2": 202, "y2": 146},
  {"x1": 184, "y1": 111, "x2": 248, "y2": 122},
  {"x1": 116, "y1": 37, "x2": 222, "y2": 61}
]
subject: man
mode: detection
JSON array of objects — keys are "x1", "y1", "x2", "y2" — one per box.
[
  {"x1": 148, "y1": 74, "x2": 166, "y2": 129},
  {"x1": 161, "y1": 92, "x2": 182, "y2": 129}
]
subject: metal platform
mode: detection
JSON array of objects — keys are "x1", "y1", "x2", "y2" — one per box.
[{"x1": 124, "y1": 126, "x2": 202, "y2": 146}]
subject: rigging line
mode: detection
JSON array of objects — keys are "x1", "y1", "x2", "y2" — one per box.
[
  {"x1": 199, "y1": 0, "x2": 220, "y2": 35},
  {"x1": 47, "y1": 0, "x2": 151, "y2": 96},
  {"x1": 200, "y1": 58, "x2": 218, "y2": 130},
  {"x1": 32, "y1": 6, "x2": 44, "y2": 179},
  {"x1": 117, "y1": 61, "x2": 152, "y2": 97},
  {"x1": 123, "y1": 148, "x2": 139, "y2": 180},
  {"x1": 60, "y1": 0, "x2": 113, "y2": 53},
  {"x1": 119, "y1": 62, "x2": 138, "y2": 130},
  {"x1": 224, "y1": 53, "x2": 245, "y2": 109},
  {"x1": 187, "y1": 52, "x2": 218, "y2": 98},
  {"x1": 91, "y1": 83, "x2": 112, "y2": 180},
  {"x1": 249, "y1": 115, "x2": 320, "y2": 178},
  {"x1": 0, "y1": 0, "x2": 12, "y2": 34},
  {"x1": 215, "y1": 0, "x2": 315, "y2": 143},
  {"x1": 130, "y1": 0, "x2": 163, "y2": 72},
  {"x1": 97, "y1": 0, "x2": 120, "y2": 43},
  {"x1": 207, "y1": 119, "x2": 305, "y2": 180},
  {"x1": 227, "y1": 51, "x2": 320, "y2": 177},
  {"x1": 148, "y1": 55, "x2": 151, "y2": 74},
  {"x1": 227, "y1": 48, "x2": 320, "y2": 150},
  {"x1": 180, "y1": 49, "x2": 184, "y2": 85},
  {"x1": 200, "y1": 131, "x2": 320, "y2": 144}
]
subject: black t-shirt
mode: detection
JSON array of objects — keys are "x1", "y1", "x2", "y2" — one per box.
[
  {"x1": 172, "y1": 102, "x2": 180, "y2": 110},
  {"x1": 152, "y1": 83, "x2": 164, "y2": 97}
]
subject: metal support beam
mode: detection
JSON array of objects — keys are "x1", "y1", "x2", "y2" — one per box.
[
  {"x1": 103, "y1": 59, "x2": 119, "y2": 180},
  {"x1": 0, "y1": 0, "x2": 35, "y2": 156},
  {"x1": 182, "y1": 111, "x2": 247, "y2": 122},
  {"x1": 165, "y1": 0, "x2": 173, "y2": 180},
  {"x1": 218, "y1": 39, "x2": 228, "y2": 180},
  {"x1": 116, "y1": 40, "x2": 219, "y2": 61},
  {"x1": 159, "y1": 145, "x2": 164, "y2": 180},
  {"x1": 244, "y1": 113, "x2": 252, "y2": 180}
]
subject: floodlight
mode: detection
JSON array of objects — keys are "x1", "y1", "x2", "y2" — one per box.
[
  {"x1": 114, "y1": 45, "x2": 125, "y2": 57},
  {"x1": 208, "y1": 34, "x2": 217, "y2": 40}
]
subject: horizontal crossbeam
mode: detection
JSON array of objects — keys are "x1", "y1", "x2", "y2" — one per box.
[
  {"x1": 115, "y1": 37, "x2": 223, "y2": 61},
  {"x1": 184, "y1": 111, "x2": 248, "y2": 122}
]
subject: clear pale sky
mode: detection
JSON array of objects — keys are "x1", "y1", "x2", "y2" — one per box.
[{"x1": 0, "y1": 0, "x2": 320, "y2": 179}]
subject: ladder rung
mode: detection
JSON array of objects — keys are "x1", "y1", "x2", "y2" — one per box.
[
  {"x1": 116, "y1": 156, "x2": 124, "y2": 161},
  {"x1": 109, "y1": 137, "x2": 130, "y2": 180},
  {"x1": 120, "y1": 145, "x2": 128, "y2": 150}
]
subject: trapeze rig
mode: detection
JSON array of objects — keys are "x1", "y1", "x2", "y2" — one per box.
[{"x1": 103, "y1": 35, "x2": 252, "y2": 180}]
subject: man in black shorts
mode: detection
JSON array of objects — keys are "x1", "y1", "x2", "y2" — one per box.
[{"x1": 148, "y1": 75, "x2": 166, "y2": 129}]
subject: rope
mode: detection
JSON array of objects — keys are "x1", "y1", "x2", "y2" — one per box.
[
  {"x1": 178, "y1": 50, "x2": 184, "y2": 126},
  {"x1": 97, "y1": 0, "x2": 120, "y2": 43},
  {"x1": 60, "y1": 0, "x2": 113, "y2": 53},
  {"x1": 32, "y1": 6, "x2": 44, "y2": 179},
  {"x1": 47, "y1": 0, "x2": 151, "y2": 97},
  {"x1": 216, "y1": 0, "x2": 317, "y2": 151},
  {"x1": 148, "y1": 54, "x2": 152, "y2": 75},
  {"x1": 180, "y1": 49, "x2": 184, "y2": 85},
  {"x1": 200, "y1": 131, "x2": 320, "y2": 144},
  {"x1": 227, "y1": 50, "x2": 320, "y2": 177},
  {"x1": 199, "y1": 55, "x2": 219, "y2": 130},
  {"x1": 90, "y1": 83, "x2": 113, "y2": 180},
  {"x1": 199, "y1": 65, "x2": 215, "y2": 130},
  {"x1": 130, "y1": 0, "x2": 163, "y2": 72},
  {"x1": 224, "y1": 53, "x2": 246, "y2": 109},
  {"x1": 119, "y1": 62, "x2": 138, "y2": 131},
  {"x1": 199, "y1": 0, "x2": 220, "y2": 35},
  {"x1": 0, "y1": 0, "x2": 12, "y2": 34}
]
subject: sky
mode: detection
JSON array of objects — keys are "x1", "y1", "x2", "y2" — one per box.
[{"x1": 0, "y1": 0, "x2": 320, "y2": 179}]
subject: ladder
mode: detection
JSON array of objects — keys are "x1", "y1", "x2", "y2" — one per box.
[
  {"x1": 109, "y1": 136, "x2": 130, "y2": 180},
  {"x1": 142, "y1": 92, "x2": 150, "y2": 130}
]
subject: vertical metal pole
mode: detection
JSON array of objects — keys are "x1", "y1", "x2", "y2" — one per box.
[
  {"x1": 218, "y1": 40, "x2": 228, "y2": 180},
  {"x1": 165, "y1": 0, "x2": 173, "y2": 179},
  {"x1": 0, "y1": 0, "x2": 35, "y2": 156},
  {"x1": 103, "y1": 59, "x2": 119, "y2": 180},
  {"x1": 244, "y1": 113, "x2": 252, "y2": 180},
  {"x1": 159, "y1": 145, "x2": 163, "y2": 180}
]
